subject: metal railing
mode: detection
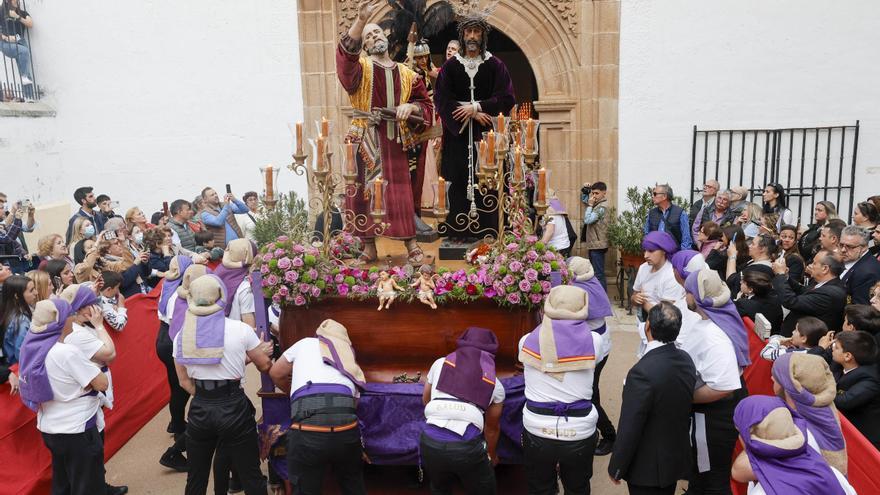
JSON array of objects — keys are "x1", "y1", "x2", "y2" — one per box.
[
  {"x1": 690, "y1": 122, "x2": 860, "y2": 225},
  {"x1": 1, "y1": 0, "x2": 39, "y2": 102}
]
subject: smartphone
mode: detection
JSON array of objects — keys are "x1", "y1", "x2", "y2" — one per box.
[
  {"x1": 225, "y1": 184, "x2": 232, "y2": 194},
  {"x1": 103, "y1": 231, "x2": 117, "y2": 241},
  {"x1": 731, "y1": 232, "x2": 738, "y2": 243},
  {"x1": 162, "y1": 201, "x2": 169, "y2": 217}
]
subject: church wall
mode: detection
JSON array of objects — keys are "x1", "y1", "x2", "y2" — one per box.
[
  {"x1": 0, "y1": 1, "x2": 307, "y2": 230},
  {"x1": 619, "y1": 0, "x2": 880, "y2": 211}
]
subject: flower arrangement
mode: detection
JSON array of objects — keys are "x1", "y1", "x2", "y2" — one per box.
[
  {"x1": 329, "y1": 231, "x2": 362, "y2": 260},
  {"x1": 480, "y1": 234, "x2": 570, "y2": 309},
  {"x1": 256, "y1": 232, "x2": 569, "y2": 310}
]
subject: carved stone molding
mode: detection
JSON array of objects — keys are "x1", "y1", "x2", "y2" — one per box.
[
  {"x1": 337, "y1": 0, "x2": 359, "y2": 35},
  {"x1": 548, "y1": 0, "x2": 577, "y2": 35}
]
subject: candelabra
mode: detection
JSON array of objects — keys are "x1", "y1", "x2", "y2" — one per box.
[
  {"x1": 287, "y1": 120, "x2": 388, "y2": 259},
  {"x1": 259, "y1": 165, "x2": 281, "y2": 212},
  {"x1": 435, "y1": 114, "x2": 545, "y2": 247}
]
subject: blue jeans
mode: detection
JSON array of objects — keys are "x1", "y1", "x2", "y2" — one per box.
[
  {"x1": 0, "y1": 39, "x2": 33, "y2": 80},
  {"x1": 589, "y1": 248, "x2": 608, "y2": 290}
]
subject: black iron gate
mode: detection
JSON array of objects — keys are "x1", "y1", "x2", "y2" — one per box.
[{"x1": 690, "y1": 122, "x2": 860, "y2": 225}]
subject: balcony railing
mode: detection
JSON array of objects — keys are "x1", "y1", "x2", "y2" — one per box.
[{"x1": 1, "y1": 0, "x2": 39, "y2": 102}]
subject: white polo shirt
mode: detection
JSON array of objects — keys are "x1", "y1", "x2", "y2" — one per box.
[
  {"x1": 519, "y1": 331, "x2": 603, "y2": 441},
  {"x1": 674, "y1": 300, "x2": 742, "y2": 392},
  {"x1": 158, "y1": 291, "x2": 179, "y2": 324},
  {"x1": 633, "y1": 261, "x2": 685, "y2": 357},
  {"x1": 173, "y1": 318, "x2": 261, "y2": 380},
  {"x1": 228, "y1": 279, "x2": 255, "y2": 322},
  {"x1": 587, "y1": 317, "x2": 612, "y2": 361},
  {"x1": 37, "y1": 343, "x2": 102, "y2": 434},
  {"x1": 63, "y1": 323, "x2": 114, "y2": 416},
  {"x1": 281, "y1": 337, "x2": 359, "y2": 398},
  {"x1": 424, "y1": 357, "x2": 505, "y2": 435}
]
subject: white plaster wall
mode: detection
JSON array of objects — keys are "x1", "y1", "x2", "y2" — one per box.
[
  {"x1": 619, "y1": 0, "x2": 880, "y2": 212},
  {"x1": 0, "y1": 1, "x2": 306, "y2": 222}
]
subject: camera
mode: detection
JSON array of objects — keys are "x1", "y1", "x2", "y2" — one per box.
[{"x1": 581, "y1": 184, "x2": 592, "y2": 196}]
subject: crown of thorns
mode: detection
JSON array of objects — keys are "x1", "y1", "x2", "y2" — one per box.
[{"x1": 454, "y1": 0, "x2": 497, "y2": 32}]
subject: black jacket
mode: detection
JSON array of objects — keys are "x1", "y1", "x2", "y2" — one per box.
[
  {"x1": 841, "y1": 253, "x2": 880, "y2": 305},
  {"x1": 773, "y1": 275, "x2": 847, "y2": 337},
  {"x1": 735, "y1": 294, "x2": 784, "y2": 336},
  {"x1": 835, "y1": 365, "x2": 880, "y2": 449},
  {"x1": 608, "y1": 344, "x2": 697, "y2": 488}
]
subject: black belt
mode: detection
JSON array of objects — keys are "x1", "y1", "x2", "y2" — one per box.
[
  {"x1": 194, "y1": 379, "x2": 241, "y2": 394},
  {"x1": 290, "y1": 393, "x2": 357, "y2": 427}
]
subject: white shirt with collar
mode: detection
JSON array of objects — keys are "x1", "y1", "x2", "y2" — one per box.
[
  {"x1": 173, "y1": 318, "x2": 261, "y2": 381},
  {"x1": 280, "y1": 337, "x2": 359, "y2": 398},
  {"x1": 37, "y1": 343, "x2": 102, "y2": 434},
  {"x1": 424, "y1": 357, "x2": 506, "y2": 435},
  {"x1": 673, "y1": 299, "x2": 742, "y2": 392},
  {"x1": 841, "y1": 250, "x2": 869, "y2": 279}
]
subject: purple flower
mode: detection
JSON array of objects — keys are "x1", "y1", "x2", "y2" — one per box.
[
  {"x1": 293, "y1": 244, "x2": 305, "y2": 254},
  {"x1": 311, "y1": 287, "x2": 321, "y2": 298},
  {"x1": 262, "y1": 253, "x2": 272, "y2": 262},
  {"x1": 484, "y1": 287, "x2": 497, "y2": 298},
  {"x1": 544, "y1": 252, "x2": 557, "y2": 262},
  {"x1": 337, "y1": 284, "x2": 350, "y2": 296},
  {"x1": 277, "y1": 235, "x2": 289, "y2": 242},
  {"x1": 541, "y1": 263, "x2": 552, "y2": 275},
  {"x1": 524, "y1": 268, "x2": 539, "y2": 281},
  {"x1": 502, "y1": 275, "x2": 515, "y2": 286},
  {"x1": 274, "y1": 248, "x2": 285, "y2": 257},
  {"x1": 266, "y1": 274, "x2": 279, "y2": 286},
  {"x1": 540, "y1": 280, "x2": 551, "y2": 292},
  {"x1": 308, "y1": 269, "x2": 318, "y2": 280},
  {"x1": 518, "y1": 280, "x2": 531, "y2": 292},
  {"x1": 278, "y1": 257, "x2": 293, "y2": 270},
  {"x1": 334, "y1": 273, "x2": 345, "y2": 283},
  {"x1": 267, "y1": 243, "x2": 276, "y2": 251},
  {"x1": 529, "y1": 293, "x2": 544, "y2": 304},
  {"x1": 284, "y1": 270, "x2": 298, "y2": 283},
  {"x1": 369, "y1": 272, "x2": 379, "y2": 281},
  {"x1": 294, "y1": 295, "x2": 306, "y2": 306},
  {"x1": 506, "y1": 242, "x2": 519, "y2": 252},
  {"x1": 493, "y1": 282, "x2": 505, "y2": 294},
  {"x1": 507, "y1": 292, "x2": 521, "y2": 304},
  {"x1": 278, "y1": 286, "x2": 289, "y2": 297},
  {"x1": 292, "y1": 257, "x2": 304, "y2": 267},
  {"x1": 509, "y1": 261, "x2": 523, "y2": 273},
  {"x1": 299, "y1": 283, "x2": 310, "y2": 293},
  {"x1": 525, "y1": 235, "x2": 538, "y2": 243},
  {"x1": 260, "y1": 265, "x2": 269, "y2": 274},
  {"x1": 272, "y1": 294, "x2": 281, "y2": 303},
  {"x1": 526, "y1": 250, "x2": 539, "y2": 262},
  {"x1": 497, "y1": 254, "x2": 508, "y2": 264}
]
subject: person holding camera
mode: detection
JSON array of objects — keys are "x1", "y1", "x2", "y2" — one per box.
[
  {"x1": 199, "y1": 186, "x2": 248, "y2": 249},
  {"x1": 1, "y1": 192, "x2": 37, "y2": 260},
  {"x1": 74, "y1": 232, "x2": 150, "y2": 297},
  {"x1": 581, "y1": 182, "x2": 610, "y2": 289}
]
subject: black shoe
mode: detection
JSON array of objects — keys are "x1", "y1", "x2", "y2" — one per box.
[
  {"x1": 594, "y1": 437, "x2": 614, "y2": 456},
  {"x1": 159, "y1": 448, "x2": 188, "y2": 472},
  {"x1": 228, "y1": 474, "x2": 243, "y2": 494},
  {"x1": 106, "y1": 484, "x2": 129, "y2": 495},
  {"x1": 166, "y1": 421, "x2": 175, "y2": 433}
]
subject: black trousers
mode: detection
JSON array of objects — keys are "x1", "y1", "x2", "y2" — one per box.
[
  {"x1": 522, "y1": 429, "x2": 598, "y2": 495},
  {"x1": 627, "y1": 484, "x2": 676, "y2": 495},
  {"x1": 419, "y1": 432, "x2": 496, "y2": 495},
  {"x1": 41, "y1": 427, "x2": 105, "y2": 495},
  {"x1": 688, "y1": 386, "x2": 748, "y2": 495},
  {"x1": 185, "y1": 388, "x2": 266, "y2": 495},
  {"x1": 156, "y1": 321, "x2": 189, "y2": 435},
  {"x1": 287, "y1": 428, "x2": 366, "y2": 495},
  {"x1": 592, "y1": 354, "x2": 616, "y2": 441}
]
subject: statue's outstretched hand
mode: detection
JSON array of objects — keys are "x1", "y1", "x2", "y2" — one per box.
[{"x1": 358, "y1": 0, "x2": 377, "y2": 22}]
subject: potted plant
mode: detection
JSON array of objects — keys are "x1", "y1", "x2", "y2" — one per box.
[{"x1": 608, "y1": 186, "x2": 690, "y2": 269}]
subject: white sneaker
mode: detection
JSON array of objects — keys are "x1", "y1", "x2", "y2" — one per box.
[{"x1": 21, "y1": 76, "x2": 33, "y2": 85}]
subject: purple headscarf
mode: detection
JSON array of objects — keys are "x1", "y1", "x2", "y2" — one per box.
[
  {"x1": 174, "y1": 275, "x2": 227, "y2": 365},
  {"x1": 771, "y1": 353, "x2": 847, "y2": 456},
  {"x1": 169, "y1": 265, "x2": 213, "y2": 339},
  {"x1": 18, "y1": 299, "x2": 73, "y2": 411},
  {"x1": 684, "y1": 269, "x2": 751, "y2": 367},
  {"x1": 214, "y1": 241, "x2": 257, "y2": 316},
  {"x1": 572, "y1": 278, "x2": 614, "y2": 320},
  {"x1": 671, "y1": 250, "x2": 706, "y2": 281},
  {"x1": 67, "y1": 284, "x2": 98, "y2": 312},
  {"x1": 436, "y1": 327, "x2": 499, "y2": 410},
  {"x1": 642, "y1": 231, "x2": 678, "y2": 255},
  {"x1": 159, "y1": 255, "x2": 193, "y2": 320},
  {"x1": 734, "y1": 396, "x2": 845, "y2": 495}
]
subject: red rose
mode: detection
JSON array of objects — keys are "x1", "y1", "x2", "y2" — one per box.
[
  {"x1": 466, "y1": 284, "x2": 477, "y2": 295},
  {"x1": 445, "y1": 281, "x2": 454, "y2": 291}
]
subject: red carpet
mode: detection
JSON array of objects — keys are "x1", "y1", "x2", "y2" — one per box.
[{"x1": 0, "y1": 286, "x2": 168, "y2": 495}]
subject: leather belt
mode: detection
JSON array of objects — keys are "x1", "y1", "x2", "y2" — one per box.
[
  {"x1": 289, "y1": 420, "x2": 359, "y2": 433},
  {"x1": 194, "y1": 379, "x2": 241, "y2": 391}
]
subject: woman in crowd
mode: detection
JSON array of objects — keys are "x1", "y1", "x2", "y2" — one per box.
[
  {"x1": 236, "y1": 191, "x2": 260, "y2": 242},
  {"x1": 726, "y1": 233, "x2": 778, "y2": 294},
  {"x1": 762, "y1": 183, "x2": 794, "y2": 230},
  {"x1": 735, "y1": 270, "x2": 784, "y2": 335},
  {"x1": 853, "y1": 201, "x2": 879, "y2": 237},
  {"x1": 779, "y1": 225, "x2": 805, "y2": 283},
  {"x1": 76, "y1": 236, "x2": 150, "y2": 297},
  {"x1": 125, "y1": 206, "x2": 155, "y2": 233},
  {"x1": 144, "y1": 227, "x2": 172, "y2": 288},
  {"x1": 45, "y1": 258, "x2": 74, "y2": 293},
  {"x1": 697, "y1": 221, "x2": 723, "y2": 257},
  {"x1": 541, "y1": 198, "x2": 573, "y2": 257},
  {"x1": 25, "y1": 269, "x2": 51, "y2": 303},
  {"x1": 72, "y1": 237, "x2": 96, "y2": 265},
  {"x1": 36, "y1": 233, "x2": 73, "y2": 269},
  {"x1": 706, "y1": 225, "x2": 749, "y2": 281},
  {"x1": 737, "y1": 203, "x2": 764, "y2": 239},
  {"x1": 0, "y1": 275, "x2": 37, "y2": 368},
  {"x1": 67, "y1": 216, "x2": 95, "y2": 258},
  {"x1": 799, "y1": 201, "x2": 837, "y2": 262}
]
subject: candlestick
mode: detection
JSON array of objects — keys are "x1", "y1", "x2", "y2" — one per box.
[
  {"x1": 486, "y1": 131, "x2": 495, "y2": 157},
  {"x1": 296, "y1": 122, "x2": 303, "y2": 154},
  {"x1": 317, "y1": 136, "x2": 325, "y2": 171},
  {"x1": 374, "y1": 178, "x2": 384, "y2": 212},
  {"x1": 497, "y1": 113, "x2": 505, "y2": 134},
  {"x1": 265, "y1": 164, "x2": 274, "y2": 199},
  {"x1": 537, "y1": 168, "x2": 547, "y2": 203},
  {"x1": 525, "y1": 118, "x2": 536, "y2": 151},
  {"x1": 513, "y1": 147, "x2": 523, "y2": 183},
  {"x1": 437, "y1": 176, "x2": 446, "y2": 210},
  {"x1": 321, "y1": 117, "x2": 329, "y2": 138},
  {"x1": 479, "y1": 140, "x2": 488, "y2": 170}
]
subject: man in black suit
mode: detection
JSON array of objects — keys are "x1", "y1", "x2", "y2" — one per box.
[
  {"x1": 772, "y1": 250, "x2": 847, "y2": 336},
  {"x1": 840, "y1": 226, "x2": 880, "y2": 305},
  {"x1": 609, "y1": 301, "x2": 697, "y2": 495}
]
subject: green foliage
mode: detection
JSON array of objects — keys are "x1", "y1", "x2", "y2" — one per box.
[
  {"x1": 607, "y1": 186, "x2": 691, "y2": 255},
  {"x1": 252, "y1": 191, "x2": 311, "y2": 247}
]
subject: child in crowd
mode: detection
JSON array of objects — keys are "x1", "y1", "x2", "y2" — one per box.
[
  {"x1": 832, "y1": 330, "x2": 880, "y2": 449},
  {"x1": 98, "y1": 270, "x2": 128, "y2": 331},
  {"x1": 843, "y1": 304, "x2": 880, "y2": 345},
  {"x1": 193, "y1": 231, "x2": 223, "y2": 261},
  {"x1": 760, "y1": 316, "x2": 827, "y2": 361}
]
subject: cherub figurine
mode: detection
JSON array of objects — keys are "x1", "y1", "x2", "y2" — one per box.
[
  {"x1": 410, "y1": 264, "x2": 438, "y2": 309},
  {"x1": 375, "y1": 270, "x2": 403, "y2": 311}
]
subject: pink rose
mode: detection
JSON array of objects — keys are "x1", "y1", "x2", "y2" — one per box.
[
  {"x1": 507, "y1": 293, "x2": 521, "y2": 304},
  {"x1": 529, "y1": 293, "x2": 543, "y2": 304},
  {"x1": 278, "y1": 286, "x2": 289, "y2": 297},
  {"x1": 299, "y1": 283, "x2": 310, "y2": 293},
  {"x1": 337, "y1": 284, "x2": 350, "y2": 296},
  {"x1": 274, "y1": 248, "x2": 285, "y2": 257},
  {"x1": 277, "y1": 235, "x2": 289, "y2": 242},
  {"x1": 292, "y1": 257, "x2": 304, "y2": 267},
  {"x1": 509, "y1": 261, "x2": 523, "y2": 273},
  {"x1": 284, "y1": 270, "x2": 299, "y2": 283},
  {"x1": 294, "y1": 295, "x2": 306, "y2": 306},
  {"x1": 518, "y1": 280, "x2": 531, "y2": 292},
  {"x1": 266, "y1": 275, "x2": 279, "y2": 286},
  {"x1": 271, "y1": 294, "x2": 281, "y2": 303},
  {"x1": 262, "y1": 253, "x2": 272, "y2": 262},
  {"x1": 293, "y1": 244, "x2": 305, "y2": 254},
  {"x1": 260, "y1": 265, "x2": 270, "y2": 274},
  {"x1": 277, "y1": 257, "x2": 292, "y2": 270},
  {"x1": 335, "y1": 273, "x2": 345, "y2": 283},
  {"x1": 311, "y1": 287, "x2": 321, "y2": 298},
  {"x1": 524, "y1": 268, "x2": 539, "y2": 281},
  {"x1": 540, "y1": 280, "x2": 551, "y2": 291}
]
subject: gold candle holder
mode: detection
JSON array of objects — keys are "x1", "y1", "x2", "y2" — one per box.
[{"x1": 261, "y1": 195, "x2": 278, "y2": 211}]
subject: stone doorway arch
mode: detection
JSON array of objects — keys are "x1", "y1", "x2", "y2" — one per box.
[{"x1": 296, "y1": 0, "x2": 619, "y2": 256}]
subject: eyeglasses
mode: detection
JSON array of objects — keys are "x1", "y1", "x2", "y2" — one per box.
[
  {"x1": 839, "y1": 243, "x2": 864, "y2": 251},
  {"x1": 652, "y1": 191, "x2": 666, "y2": 197}
]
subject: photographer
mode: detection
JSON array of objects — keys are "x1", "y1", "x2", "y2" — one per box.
[
  {"x1": 75, "y1": 231, "x2": 150, "y2": 297},
  {"x1": 0, "y1": 195, "x2": 27, "y2": 271},
  {"x1": 581, "y1": 182, "x2": 610, "y2": 289},
  {"x1": 1, "y1": 192, "x2": 37, "y2": 256}
]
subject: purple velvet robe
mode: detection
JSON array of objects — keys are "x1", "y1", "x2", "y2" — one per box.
[
  {"x1": 336, "y1": 40, "x2": 434, "y2": 240},
  {"x1": 433, "y1": 54, "x2": 515, "y2": 236}
]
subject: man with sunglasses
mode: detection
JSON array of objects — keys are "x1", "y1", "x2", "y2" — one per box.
[
  {"x1": 644, "y1": 184, "x2": 693, "y2": 251},
  {"x1": 839, "y1": 226, "x2": 880, "y2": 305},
  {"x1": 772, "y1": 249, "x2": 847, "y2": 336}
]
